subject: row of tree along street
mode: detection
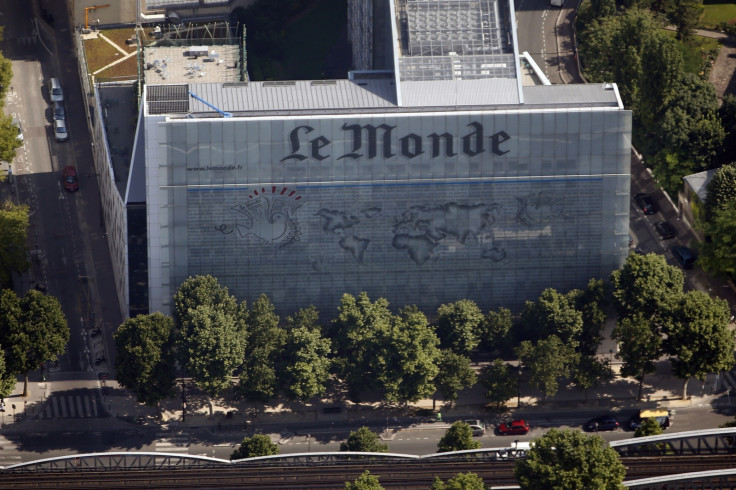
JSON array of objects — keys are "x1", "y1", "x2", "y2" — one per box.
[
  {"x1": 112, "y1": 250, "x2": 734, "y2": 410},
  {"x1": 577, "y1": 4, "x2": 736, "y2": 281}
]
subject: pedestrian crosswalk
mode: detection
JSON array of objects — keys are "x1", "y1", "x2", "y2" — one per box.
[
  {"x1": 38, "y1": 393, "x2": 104, "y2": 419},
  {"x1": 154, "y1": 432, "x2": 190, "y2": 452}
]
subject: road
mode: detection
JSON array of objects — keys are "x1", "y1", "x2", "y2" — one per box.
[
  {"x1": 514, "y1": 0, "x2": 582, "y2": 84},
  {"x1": 0, "y1": 0, "x2": 121, "y2": 377}
]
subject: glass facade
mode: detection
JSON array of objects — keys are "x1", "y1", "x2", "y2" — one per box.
[{"x1": 148, "y1": 108, "x2": 631, "y2": 315}]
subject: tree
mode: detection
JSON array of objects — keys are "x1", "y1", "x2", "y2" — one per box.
[
  {"x1": 519, "y1": 289, "x2": 583, "y2": 346},
  {"x1": 478, "y1": 307, "x2": 512, "y2": 353},
  {"x1": 379, "y1": 306, "x2": 440, "y2": 404},
  {"x1": 668, "y1": 0, "x2": 703, "y2": 41},
  {"x1": 0, "y1": 114, "x2": 21, "y2": 166},
  {"x1": 699, "y1": 200, "x2": 736, "y2": 278},
  {"x1": 239, "y1": 294, "x2": 285, "y2": 402},
  {"x1": 280, "y1": 306, "x2": 331, "y2": 401},
  {"x1": 0, "y1": 349, "x2": 16, "y2": 398},
  {"x1": 331, "y1": 293, "x2": 395, "y2": 399},
  {"x1": 331, "y1": 294, "x2": 440, "y2": 403},
  {"x1": 0, "y1": 201, "x2": 29, "y2": 286},
  {"x1": 230, "y1": 434, "x2": 279, "y2": 460},
  {"x1": 178, "y1": 306, "x2": 246, "y2": 396},
  {"x1": 0, "y1": 289, "x2": 69, "y2": 397},
  {"x1": 431, "y1": 472, "x2": 486, "y2": 490},
  {"x1": 113, "y1": 313, "x2": 177, "y2": 407},
  {"x1": 571, "y1": 355, "x2": 613, "y2": 399},
  {"x1": 717, "y1": 98, "x2": 736, "y2": 163},
  {"x1": 346, "y1": 470, "x2": 384, "y2": 490},
  {"x1": 175, "y1": 273, "x2": 245, "y2": 397},
  {"x1": 434, "y1": 350, "x2": 477, "y2": 402},
  {"x1": 705, "y1": 162, "x2": 736, "y2": 217},
  {"x1": 611, "y1": 313, "x2": 662, "y2": 400},
  {"x1": 435, "y1": 300, "x2": 484, "y2": 355},
  {"x1": 0, "y1": 53, "x2": 11, "y2": 104},
  {"x1": 480, "y1": 359, "x2": 517, "y2": 411},
  {"x1": 340, "y1": 427, "x2": 389, "y2": 452},
  {"x1": 569, "y1": 279, "x2": 608, "y2": 357},
  {"x1": 634, "y1": 417, "x2": 663, "y2": 437},
  {"x1": 516, "y1": 335, "x2": 574, "y2": 401},
  {"x1": 515, "y1": 429, "x2": 626, "y2": 489},
  {"x1": 662, "y1": 291, "x2": 735, "y2": 399},
  {"x1": 437, "y1": 421, "x2": 482, "y2": 453},
  {"x1": 610, "y1": 253, "x2": 683, "y2": 319},
  {"x1": 173, "y1": 275, "x2": 239, "y2": 328}
]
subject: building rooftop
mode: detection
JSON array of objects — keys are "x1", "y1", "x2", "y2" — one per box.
[
  {"x1": 683, "y1": 169, "x2": 717, "y2": 203},
  {"x1": 143, "y1": 45, "x2": 241, "y2": 85}
]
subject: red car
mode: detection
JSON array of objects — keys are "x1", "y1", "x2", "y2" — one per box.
[
  {"x1": 63, "y1": 166, "x2": 78, "y2": 192},
  {"x1": 497, "y1": 419, "x2": 530, "y2": 435}
]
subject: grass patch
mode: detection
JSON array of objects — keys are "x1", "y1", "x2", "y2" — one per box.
[
  {"x1": 95, "y1": 56, "x2": 138, "y2": 81},
  {"x1": 662, "y1": 29, "x2": 721, "y2": 76},
  {"x1": 84, "y1": 37, "x2": 129, "y2": 73},
  {"x1": 283, "y1": 0, "x2": 348, "y2": 80},
  {"x1": 701, "y1": 1, "x2": 736, "y2": 29},
  {"x1": 99, "y1": 28, "x2": 137, "y2": 54}
]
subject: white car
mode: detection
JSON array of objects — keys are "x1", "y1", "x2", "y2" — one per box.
[
  {"x1": 12, "y1": 117, "x2": 23, "y2": 142},
  {"x1": 54, "y1": 119, "x2": 68, "y2": 142}
]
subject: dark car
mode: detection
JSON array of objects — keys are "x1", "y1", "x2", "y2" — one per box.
[
  {"x1": 497, "y1": 419, "x2": 530, "y2": 436},
  {"x1": 654, "y1": 221, "x2": 677, "y2": 239},
  {"x1": 63, "y1": 166, "x2": 78, "y2": 192},
  {"x1": 584, "y1": 415, "x2": 620, "y2": 432},
  {"x1": 635, "y1": 193, "x2": 656, "y2": 215},
  {"x1": 671, "y1": 246, "x2": 696, "y2": 269}
]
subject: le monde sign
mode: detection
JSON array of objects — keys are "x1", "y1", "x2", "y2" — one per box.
[{"x1": 280, "y1": 121, "x2": 511, "y2": 162}]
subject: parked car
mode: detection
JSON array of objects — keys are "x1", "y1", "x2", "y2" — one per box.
[
  {"x1": 54, "y1": 119, "x2": 68, "y2": 142},
  {"x1": 497, "y1": 419, "x2": 530, "y2": 436},
  {"x1": 12, "y1": 117, "x2": 23, "y2": 142},
  {"x1": 654, "y1": 221, "x2": 677, "y2": 239},
  {"x1": 628, "y1": 409, "x2": 671, "y2": 431},
  {"x1": 62, "y1": 166, "x2": 78, "y2": 191},
  {"x1": 635, "y1": 193, "x2": 656, "y2": 215},
  {"x1": 53, "y1": 101, "x2": 65, "y2": 121},
  {"x1": 584, "y1": 415, "x2": 620, "y2": 432},
  {"x1": 464, "y1": 420, "x2": 486, "y2": 437},
  {"x1": 671, "y1": 246, "x2": 696, "y2": 269}
]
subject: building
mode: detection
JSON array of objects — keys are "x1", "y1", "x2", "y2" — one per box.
[{"x1": 101, "y1": 0, "x2": 632, "y2": 317}]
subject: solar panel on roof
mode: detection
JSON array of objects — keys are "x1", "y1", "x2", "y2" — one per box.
[{"x1": 147, "y1": 84, "x2": 190, "y2": 114}]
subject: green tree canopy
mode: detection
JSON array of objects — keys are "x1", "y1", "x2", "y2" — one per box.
[
  {"x1": 331, "y1": 292, "x2": 395, "y2": 399},
  {"x1": 279, "y1": 306, "x2": 331, "y2": 401},
  {"x1": 340, "y1": 427, "x2": 389, "y2": 452},
  {"x1": 0, "y1": 289, "x2": 69, "y2": 397},
  {"x1": 435, "y1": 299, "x2": 484, "y2": 355},
  {"x1": 434, "y1": 350, "x2": 477, "y2": 402},
  {"x1": 699, "y1": 200, "x2": 736, "y2": 278},
  {"x1": 0, "y1": 53, "x2": 11, "y2": 104},
  {"x1": 430, "y1": 472, "x2": 486, "y2": 490},
  {"x1": 175, "y1": 275, "x2": 245, "y2": 397},
  {"x1": 667, "y1": 0, "x2": 703, "y2": 41},
  {"x1": 0, "y1": 113, "x2": 22, "y2": 166},
  {"x1": 113, "y1": 313, "x2": 177, "y2": 406},
  {"x1": 663, "y1": 291, "x2": 735, "y2": 398},
  {"x1": 519, "y1": 288, "x2": 583, "y2": 346},
  {"x1": 0, "y1": 349, "x2": 16, "y2": 398},
  {"x1": 478, "y1": 307, "x2": 512, "y2": 353},
  {"x1": 345, "y1": 470, "x2": 384, "y2": 490},
  {"x1": 0, "y1": 201, "x2": 29, "y2": 286},
  {"x1": 239, "y1": 294, "x2": 284, "y2": 402},
  {"x1": 515, "y1": 429, "x2": 626, "y2": 489},
  {"x1": 705, "y1": 162, "x2": 736, "y2": 216},
  {"x1": 480, "y1": 359, "x2": 517, "y2": 411},
  {"x1": 634, "y1": 417, "x2": 663, "y2": 437},
  {"x1": 610, "y1": 253, "x2": 684, "y2": 319},
  {"x1": 437, "y1": 421, "x2": 482, "y2": 453},
  {"x1": 516, "y1": 335, "x2": 575, "y2": 401},
  {"x1": 611, "y1": 312, "x2": 662, "y2": 400},
  {"x1": 379, "y1": 306, "x2": 440, "y2": 404},
  {"x1": 230, "y1": 434, "x2": 279, "y2": 460}
]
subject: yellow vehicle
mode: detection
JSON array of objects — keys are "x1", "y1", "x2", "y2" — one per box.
[{"x1": 629, "y1": 409, "x2": 671, "y2": 430}]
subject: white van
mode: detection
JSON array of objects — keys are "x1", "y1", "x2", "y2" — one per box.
[{"x1": 48, "y1": 78, "x2": 63, "y2": 102}]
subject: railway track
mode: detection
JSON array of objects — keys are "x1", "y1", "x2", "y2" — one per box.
[{"x1": 0, "y1": 455, "x2": 733, "y2": 488}]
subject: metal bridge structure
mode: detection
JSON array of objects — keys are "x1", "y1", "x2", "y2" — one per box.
[{"x1": 610, "y1": 427, "x2": 736, "y2": 456}]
